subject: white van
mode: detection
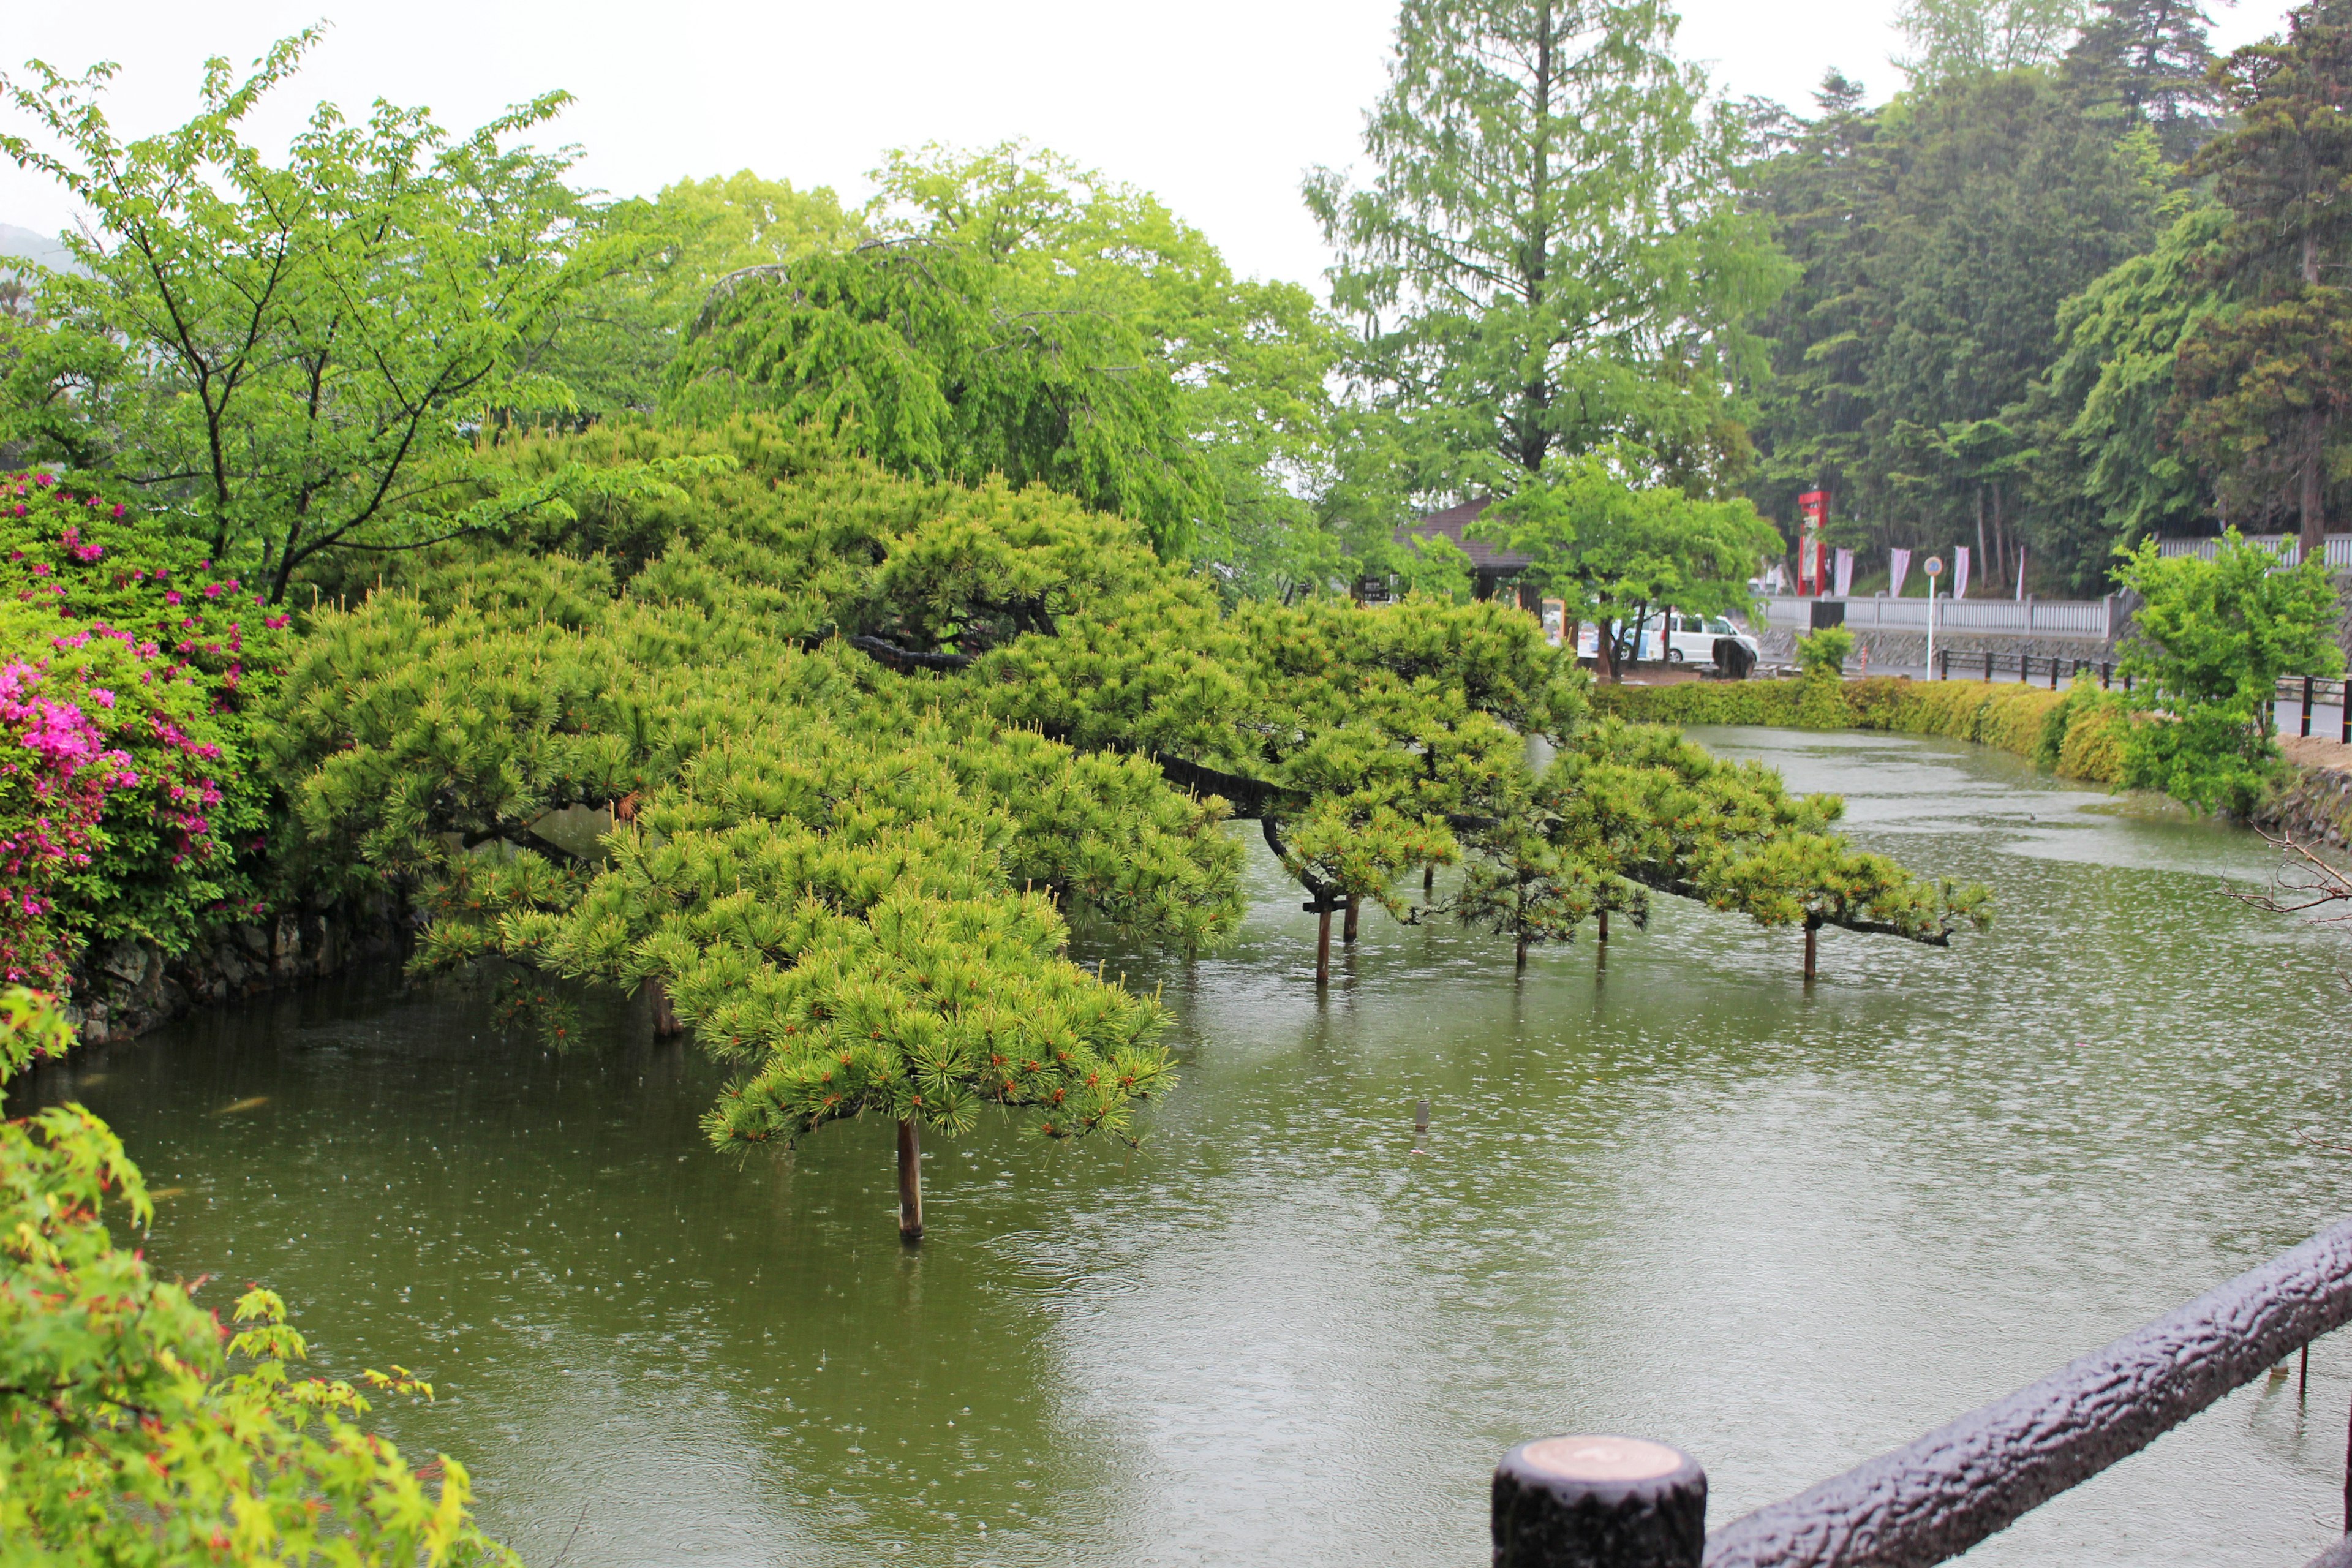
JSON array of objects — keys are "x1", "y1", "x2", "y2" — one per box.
[{"x1": 1575, "y1": 612, "x2": 1759, "y2": 666}]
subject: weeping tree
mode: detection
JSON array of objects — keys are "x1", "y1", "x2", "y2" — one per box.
[{"x1": 662, "y1": 238, "x2": 1219, "y2": 559}]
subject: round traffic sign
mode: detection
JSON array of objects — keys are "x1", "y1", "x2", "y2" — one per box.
[{"x1": 1924, "y1": 555, "x2": 1945, "y2": 576}]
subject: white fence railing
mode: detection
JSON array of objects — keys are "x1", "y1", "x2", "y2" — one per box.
[
  {"x1": 1760, "y1": 595, "x2": 2116, "y2": 639},
  {"x1": 2154, "y1": 533, "x2": 2352, "y2": 568}
]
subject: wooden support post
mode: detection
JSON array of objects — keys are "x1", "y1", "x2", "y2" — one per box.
[
  {"x1": 2304, "y1": 676, "x2": 2316, "y2": 738},
  {"x1": 1516, "y1": 932, "x2": 1529, "y2": 970},
  {"x1": 1425, "y1": 864, "x2": 1436, "y2": 899},
  {"x1": 2100, "y1": 662, "x2": 2111, "y2": 690},
  {"x1": 2342, "y1": 682, "x2": 2350, "y2": 745},
  {"x1": 2049, "y1": 657, "x2": 2059, "y2": 691},
  {"x1": 1985, "y1": 649, "x2": 1994, "y2": 682},
  {"x1": 1492, "y1": 1435, "x2": 1706, "y2": 1568},
  {"x1": 1317, "y1": 907, "x2": 1333, "y2": 987},
  {"x1": 1597, "y1": 908, "x2": 1610, "y2": 943},
  {"x1": 1803, "y1": 918, "x2": 1818, "y2": 981},
  {"x1": 897, "y1": 1117, "x2": 924, "y2": 1243},
  {"x1": 1937, "y1": 647, "x2": 1949, "y2": 680},
  {"x1": 1344, "y1": 893, "x2": 1360, "y2": 945}
]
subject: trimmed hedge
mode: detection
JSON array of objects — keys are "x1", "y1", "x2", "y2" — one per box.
[{"x1": 1589, "y1": 674, "x2": 2127, "y2": 785}]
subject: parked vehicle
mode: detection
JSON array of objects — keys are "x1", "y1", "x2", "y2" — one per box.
[{"x1": 1574, "y1": 611, "x2": 1760, "y2": 666}]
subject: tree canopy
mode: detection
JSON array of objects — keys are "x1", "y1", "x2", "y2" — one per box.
[{"x1": 1305, "y1": 0, "x2": 1789, "y2": 508}]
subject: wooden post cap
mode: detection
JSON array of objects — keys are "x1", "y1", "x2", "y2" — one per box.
[{"x1": 1493, "y1": 1435, "x2": 1706, "y2": 1568}]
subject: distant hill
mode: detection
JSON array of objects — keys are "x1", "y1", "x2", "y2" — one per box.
[{"x1": 0, "y1": 224, "x2": 74, "y2": 272}]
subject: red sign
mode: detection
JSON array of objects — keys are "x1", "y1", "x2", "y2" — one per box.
[{"x1": 1796, "y1": 490, "x2": 1830, "y2": 594}]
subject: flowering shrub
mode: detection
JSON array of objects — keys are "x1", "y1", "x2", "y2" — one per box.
[{"x1": 0, "y1": 473, "x2": 293, "y2": 981}]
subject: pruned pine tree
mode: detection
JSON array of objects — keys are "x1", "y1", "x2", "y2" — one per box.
[{"x1": 266, "y1": 421, "x2": 1986, "y2": 1233}]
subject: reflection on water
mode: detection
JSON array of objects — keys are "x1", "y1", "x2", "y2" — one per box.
[{"x1": 15, "y1": 726, "x2": 2352, "y2": 1566}]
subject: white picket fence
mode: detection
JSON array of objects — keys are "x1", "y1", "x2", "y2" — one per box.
[
  {"x1": 2154, "y1": 533, "x2": 2352, "y2": 568},
  {"x1": 1760, "y1": 595, "x2": 2117, "y2": 639}
]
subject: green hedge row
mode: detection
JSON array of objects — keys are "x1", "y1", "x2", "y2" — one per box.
[{"x1": 1589, "y1": 674, "x2": 2128, "y2": 785}]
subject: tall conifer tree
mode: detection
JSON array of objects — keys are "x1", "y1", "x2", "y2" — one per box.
[
  {"x1": 2171, "y1": 0, "x2": 2352, "y2": 561},
  {"x1": 1303, "y1": 0, "x2": 1787, "y2": 503}
]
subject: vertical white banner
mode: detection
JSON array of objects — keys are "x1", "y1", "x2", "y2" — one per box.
[
  {"x1": 1833, "y1": 547, "x2": 1854, "y2": 597},
  {"x1": 1888, "y1": 548, "x2": 1912, "y2": 598},
  {"x1": 2015, "y1": 546, "x2": 2027, "y2": 601},
  {"x1": 1954, "y1": 545, "x2": 1971, "y2": 600}
]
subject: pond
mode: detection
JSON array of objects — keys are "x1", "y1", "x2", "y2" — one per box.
[{"x1": 17, "y1": 726, "x2": 2352, "y2": 1566}]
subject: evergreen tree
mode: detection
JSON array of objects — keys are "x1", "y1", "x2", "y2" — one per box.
[
  {"x1": 2064, "y1": 0, "x2": 2223, "y2": 160},
  {"x1": 1744, "y1": 67, "x2": 2168, "y2": 578},
  {"x1": 1303, "y1": 0, "x2": 1789, "y2": 503},
  {"x1": 2170, "y1": 0, "x2": 2352, "y2": 563}
]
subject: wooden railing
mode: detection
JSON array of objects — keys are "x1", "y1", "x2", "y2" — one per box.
[{"x1": 1493, "y1": 1221, "x2": 2352, "y2": 1567}]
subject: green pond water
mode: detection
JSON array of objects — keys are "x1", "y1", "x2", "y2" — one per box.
[{"x1": 18, "y1": 726, "x2": 2352, "y2": 1566}]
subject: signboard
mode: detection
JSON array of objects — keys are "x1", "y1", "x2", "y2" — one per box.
[
  {"x1": 1924, "y1": 555, "x2": 1943, "y2": 579},
  {"x1": 1796, "y1": 489, "x2": 1829, "y2": 595}
]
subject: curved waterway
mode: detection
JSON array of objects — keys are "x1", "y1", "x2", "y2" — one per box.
[{"x1": 17, "y1": 726, "x2": 2352, "y2": 1565}]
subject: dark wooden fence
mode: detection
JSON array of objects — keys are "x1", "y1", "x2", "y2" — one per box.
[{"x1": 1496, "y1": 1219, "x2": 2352, "y2": 1567}]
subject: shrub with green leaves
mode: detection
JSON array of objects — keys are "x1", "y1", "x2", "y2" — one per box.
[
  {"x1": 0, "y1": 986, "x2": 512, "y2": 1563},
  {"x1": 2114, "y1": 531, "x2": 2342, "y2": 815}
]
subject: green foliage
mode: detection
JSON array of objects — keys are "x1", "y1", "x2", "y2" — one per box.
[
  {"x1": 0, "y1": 36, "x2": 591, "y2": 601},
  {"x1": 1305, "y1": 0, "x2": 1789, "y2": 500},
  {"x1": 662, "y1": 239, "x2": 1216, "y2": 559},
  {"x1": 870, "y1": 143, "x2": 1343, "y2": 592},
  {"x1": 1594, "y1": 673, "x2": 2132, "y2": 785},
  {"x1": 2063, "y1": 0, "x2": 2225, "y2": 160},
  {"x1": 533, "y1": 170, "x2": 868, "y2": 415},
  {"x1": 1549, "y1": 720, "x2": 1991, "y2": 940},
  {"x1": 2170, "y1": 0, "x2": 2352, "y2": 556},
  {"x1": 1393, "y1": 530, "x2": 1476, "y2": 604},
  {"x1": 259, "y1": 435, "x2": 1237, "y2": 1159},
  {"x1": 1744, "y1": 65, "x2": 2171, "y2": 589},
  {"x1": 2024, "y1": 205, "x2": 2228, "y2": 590},
  {"x1": 1896, "y1": 0, "x2": 2092, "y2": 85},
  {"x1": 1793, "y1": 625, "x2": 1856, "y2": 679},
  {"x1": 1479, "y1": 453, "x2": 1781, "y2": 669},
  {"x1": 2114, "y1": 529, "x2": 2342, "y2": 811},
  {"x1": 0, "y1": 986, "x2": 513, "y2": 1564}
]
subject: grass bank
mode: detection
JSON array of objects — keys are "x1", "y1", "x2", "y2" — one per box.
[{"x1": 1589, "y1": 675, "x2": 2129, "y2": 786}]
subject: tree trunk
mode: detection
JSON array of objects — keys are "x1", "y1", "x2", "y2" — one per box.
[
  {"x1": 1343, "y1": 893, "x2": 1360, "y2": 944},
  {"x1": 1975, "y1": 487, "x2": 1989, "y2": 593},
  {"x1": 2303, "y1": 404, "x2": 2328, "y2": 568},
  {"x1": 897, "y1": 1117, "x2": 924, "y2": 1242},
  {"x1": 1316, "y1": 908, "x2": 1332, "y2": 987},
  {"x1": 1803, "y1": 918, "x2": 1819, "y2": 981},
  {"x1": 1991, "y1": 484, "x2": 2008, "y2": 591},
  {"x1": 648, "y1": 979, "x2": 682, "y2": 1039},
  {"x1": 1515, "y1": 931, "x2": 1529, "y2": 970}
]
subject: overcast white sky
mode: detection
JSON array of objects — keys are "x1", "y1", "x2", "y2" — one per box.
[{"x1": 0, "y1": 0, "x2": 2301, "y2": 292}]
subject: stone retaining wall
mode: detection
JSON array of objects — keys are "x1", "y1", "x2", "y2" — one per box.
[
  {"x1": 62, "y1": 896, "x2": 409, "y2": 1047},
  {"x1": 2255, "y1": 762, "x2": 2352, "y2": 851}
]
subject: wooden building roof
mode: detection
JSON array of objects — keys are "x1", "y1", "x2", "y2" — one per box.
[{"x1": 1395, "y1": 497, "x2": 1531, "y2": 575}]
